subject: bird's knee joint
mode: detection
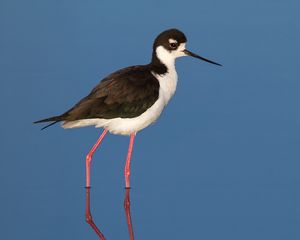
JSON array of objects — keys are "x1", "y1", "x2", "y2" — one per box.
[
  {"x1": 125, "y1": 172, "x2": 130, "y2": 178},
  {"x1": 86, "y1": 154, "x2": 92, "y2": 163},
  {"x1": 85, "y1": 215, "x2": 93, "y2": 223}
]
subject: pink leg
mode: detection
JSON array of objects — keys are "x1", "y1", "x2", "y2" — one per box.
[
  {"x1": 124, "y1": 188, "x2": 135, "y2": 240},
  {"x1": 86, "y1": 129, "x2": 108, "y2": 187},
  {"x1": 124, "y1": 133, "x2": 136, "y2": 189}
]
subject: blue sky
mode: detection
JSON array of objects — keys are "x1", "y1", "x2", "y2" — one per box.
[{"x1": 1, "y1": 0, "x2": 299, "y2": 239}]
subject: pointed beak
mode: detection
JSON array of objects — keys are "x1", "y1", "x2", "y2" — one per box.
[{"x1": 183, "y1": 49, "x2": 222, "y2": 66}]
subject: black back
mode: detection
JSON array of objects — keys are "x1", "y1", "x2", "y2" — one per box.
[{"x1": 58, "y1": 65, "x2": 159, "y2": 121}]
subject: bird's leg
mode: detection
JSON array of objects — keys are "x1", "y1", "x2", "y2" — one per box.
[
  {"x1": 124, "y1": 133, "x2": 136, "y2": 189},
  {"x1": 124, "y1": 188, "x2": 135, "y2": 240},
  {"x1": 86, "y1": 129, "x2": 108, "y2": 187}
]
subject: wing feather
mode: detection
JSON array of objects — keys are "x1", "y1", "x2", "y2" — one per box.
[{"x1": 62, "y1": 65, "x2": 159, "y2": 120}]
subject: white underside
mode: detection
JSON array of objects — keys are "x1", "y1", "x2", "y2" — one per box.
[
  {"x1": 62, "y1": 94, "x2": 165, "y2": 135},
  {"x1": 62, "y1": 45, "x2": 183, "y2": 135},
  {"x1": 62, "y1": 71, "x2": 177, "y2": 135}
]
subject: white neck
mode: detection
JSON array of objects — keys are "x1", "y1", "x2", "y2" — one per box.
[
  {"x1": 155, "y1": 46, "x2": 176, "y2": 72},
  {"x1": 155, "y1": 43, "x2": 186, "y2": 72},
  {"x1": 152, "y1": 46, "x2": 179, "y2": 104}
]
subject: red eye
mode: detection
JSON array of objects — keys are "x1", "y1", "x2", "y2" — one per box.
[{"x1": 170, "y1": 42, "x2": 177, "y2": 49}]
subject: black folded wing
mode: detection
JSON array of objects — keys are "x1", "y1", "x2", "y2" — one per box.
[{"x1": 61, "y1": 65, "x2": 160, "y2": 121}]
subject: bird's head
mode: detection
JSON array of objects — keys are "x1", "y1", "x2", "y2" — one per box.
[{"x1": 152, "y1": 28, "x2": 221, "y2": 68}]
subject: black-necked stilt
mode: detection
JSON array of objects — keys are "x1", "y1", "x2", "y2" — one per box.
[{"x1": 34, "y1": 29, "x2": 221, "y2": 188}]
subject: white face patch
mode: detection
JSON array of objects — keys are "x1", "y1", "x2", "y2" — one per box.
[
  {"x1": 177, "y1": 42, "x2": 186, "y2": 53},
  {"x1": 156, "y1": 43, "x2": 187, "y2": 67},
  {"x1": 168, "y1": 38, "x2": 178, "y2": 44}
]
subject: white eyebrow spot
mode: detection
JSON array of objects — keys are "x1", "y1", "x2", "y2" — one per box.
[{"x1": 168, "y1": 38, "x2": 178, "y2": 44}]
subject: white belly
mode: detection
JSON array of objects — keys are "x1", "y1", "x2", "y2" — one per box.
[{"x1": 62, "y1": 70, "x2": 178, "y2": 135}]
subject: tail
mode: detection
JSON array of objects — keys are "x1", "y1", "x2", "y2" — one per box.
[{"x1": 33, "y1": 116, "x2": 63, "y2": 130}]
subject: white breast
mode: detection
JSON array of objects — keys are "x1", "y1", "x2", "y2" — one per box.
[
  {"x1": 151, "y1": 68, "x2": 177, "y2": 105},
  {"x1": 62, "y1": 45, "x2": 180, "y2": 135},
  {"x1": 62, "y1": 70, "x2": 178, "y2": 135}
]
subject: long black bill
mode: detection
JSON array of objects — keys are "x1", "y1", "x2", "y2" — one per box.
[{"x1": 184, "y1": 49, "x2": 222, "y2": 66}]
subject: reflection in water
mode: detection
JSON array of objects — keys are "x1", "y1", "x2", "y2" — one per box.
[
  {"x1": 85, "y1": 187, "x2": 106, "y2": 240},
  {"x1": 85, "y1": 187, "x2": 135, "y2": 240}
]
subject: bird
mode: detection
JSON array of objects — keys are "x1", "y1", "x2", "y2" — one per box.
[{"x1": 34, "y1": 28, "x2": 221, "y2": 188}]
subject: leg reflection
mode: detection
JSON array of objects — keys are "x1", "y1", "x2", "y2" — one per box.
[
  {"x1": 124, "y1": 188, "x2": 135, "y2": 240},
  {"x1": 85, "y1": 187, "x2": 135, "y2": 240},
  {"x1": 85, "y1": 187, "x2": 106, "y2": 240}
]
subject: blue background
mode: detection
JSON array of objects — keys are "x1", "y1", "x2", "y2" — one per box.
[{"x1": 1, "y1": 0, "x2": 299, "y2": 239}]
